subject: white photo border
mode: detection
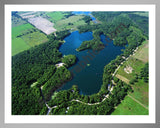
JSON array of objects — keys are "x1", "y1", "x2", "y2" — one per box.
[{"x1": 5, "y1": 4, "x2": 156, "y2": 123}]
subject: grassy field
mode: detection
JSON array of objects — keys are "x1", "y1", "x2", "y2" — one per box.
[
  {"x1": 111, "y1": 95, "x2": 148, "y2": 115},
  {"x1": 12, "y1": 23, "x2": 34, "y2": 38},
  {"x1": 12, "y1": 23, "x2": 48, "y2": 56},
  {"x1": 112, "y1": 40, "x2": 149, "y2": 115},
  {"x1": 46, "y1": 12, "x2": 65, "y2": 22},
  {"x1": 12, "y1": 38, "x2": 30, "y2": 55},
  {"x1": 21, "y1": 31, "x2": 48, "y2": 47},
  {"x1": 133, "y1": 40, "x2": 149, "y2": 63},
  {"x1": 54, "y1": 15, "x2": 86, "y2": 31},
  {"x1": 116, "y1": 57, "x2": 145, "y2": 81},
  {"x1": 116, "y1": 41, "x2": 148, "y2": 80},
  {"x1": 129, "y1": 79, "x2": 148, "y2": 106}
]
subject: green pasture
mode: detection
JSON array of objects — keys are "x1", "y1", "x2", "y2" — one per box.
[
  {"x1": 55, "y1": 15, "x2": 86, "y2": 31},
  {"x1": 12, "y1": 23, "x2": 48, "y2": 56},
  {"x1": 46, "y1": 11, "x2": 65, "y2": 22},
  {"x1": 111, "y1": 95, "x2": 148, "y2": 115},
  {"x1": 12, "y1": 38, "x2": 30, "y2": 56},
  {"x1": 133, "y1": 40, "x2": 149, "y2": 63},
  {"x1": 130, "y1": 79, "x2": 149, "y2": 106},
  {"x1": 12, "y1": 23, "x2": 34, "y2": 38},
  {"x1": 21, "y1": 31, "x2": 48, "y2": 47}
]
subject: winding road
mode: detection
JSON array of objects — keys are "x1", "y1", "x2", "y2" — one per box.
[{"x1": 45, "y1": 46, "x2": 142, "y2": 115}]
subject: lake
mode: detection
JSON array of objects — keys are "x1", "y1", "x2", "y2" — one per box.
[
  {"x1": 72, "y1": 11, "x2": 98, "y2": 23},
  {"x1": 58, "y1": 31, "x2": 124, "y2": 95}
]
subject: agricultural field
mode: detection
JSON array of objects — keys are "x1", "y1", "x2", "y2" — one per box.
[
  {"x1": 28, "y1": 17, "x2": 56, "y2": 35},
  {"x1": 12, "y1": 15, "x2": 27, "y2": 27},
  {"x1": 112, "y1": 40, "x2": 149, "y2": 115},
  {"x1": 54, "y1": 15, "x2": 86, "y2": 31},
  {"x1": 133, "y1": 40, "x2": 149, "y2": 63},
  {"x1": 116, "y1": 57, "x2": 145, "y2": 81},
  {"x1": 12, "y1": 23, "x2": 48, "y2": 56},
  {"x1": 12, "y1": 23, "x2": 34, "y2": 37},
  {"x1": 21, "y1": 31, "x2": 49, "y2": 47},
  {"x1": 46, "y1": 11, "x2": 65, "y2": 22},
  {"x1": 12, "y1": 38, "x2": 30, "y2": 56},
  {"x1": 44, "y1": 12, "x2": 87, "y2": 31},
  {"x1": 116, "y1": 41, "x2": 148, "y2": 81},
  {"x1": 12, "y1": 11, "x2": 88, "y2": 56},
  {"x1": 111, "y1": 95, "x2": 148, "y2": 115}
]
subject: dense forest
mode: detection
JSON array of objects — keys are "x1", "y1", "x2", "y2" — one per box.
[
  {"x1": 77, "y1": 12, "x2": 147, "y2": 51},
  {"x1": 12, "y1": 30, "x2": 74, "y2": 114},
  {"x1": 12, "y1": 11, "x2": 148, "y2": 115}
]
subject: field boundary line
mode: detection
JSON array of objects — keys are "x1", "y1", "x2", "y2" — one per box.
[{"x1": 128, "y1": 94, "x2": 148, "y2": 110}]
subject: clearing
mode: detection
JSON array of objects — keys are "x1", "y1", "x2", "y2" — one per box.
[{"x1": 28, "y1": 17, "x2": 56, "y2": 35}]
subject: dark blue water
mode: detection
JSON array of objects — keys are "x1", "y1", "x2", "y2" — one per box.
[
  {"x1": 59, "y1": 31, "x2": 124, "y2": 95},
  {"x1": 72, "y1": 11, "x2": 98, "y2": 23}
]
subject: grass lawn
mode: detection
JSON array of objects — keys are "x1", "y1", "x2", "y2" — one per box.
[{"x1": 111, "y1": 95, "x2": 148, "y2": 115}]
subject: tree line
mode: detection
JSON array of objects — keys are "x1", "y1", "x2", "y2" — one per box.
[
  {"x1": 12, "y1": 11, "x2": 148, "y2": 115},
  {"x1": 12, "y1": 30, "x2": 74, "y2": 114}
]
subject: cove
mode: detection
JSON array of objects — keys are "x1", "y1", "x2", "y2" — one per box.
[{"x1": 59, "y1": 31, "x2": 124, "y2": 95}]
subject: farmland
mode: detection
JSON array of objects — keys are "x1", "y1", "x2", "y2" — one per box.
[
  {"x1": 133, "y1": 40, "x2": 149, "y2": 62},
  {"x1": 112, "y1": 41, "x2": 149, "y2": 115},
  {"x1": 44, "y1": 11, "x2": 87, "y2": 31},
  {"x1": 12, "y1": 38, "x2": 30, "y2": 55},
  {"x1": 11, "y1": 11, "x2": 88, "y2": 56},
  {"x1": 54, "y1": 15, "x2": 86, "y2": 31},
  {"x1": 111, "y1": 95, "x2": 148, "y2": 115},
  {"x1": 46, "y1": 11, "x2": 65, "y2": 22},
  {"x1": 12, "y1": 22, "x2": 48, "y2": 56},
  {"x1": 28, "y1": 17, "x2": 56, "y2": 35}
]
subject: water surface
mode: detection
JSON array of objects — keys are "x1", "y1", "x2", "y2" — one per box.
[
  {"x1": 72, "y1": 11, "x2": 98, "y2": 23},
  {"x1": 59, "y1": 31, "x2": 124, "y2": 95}
]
